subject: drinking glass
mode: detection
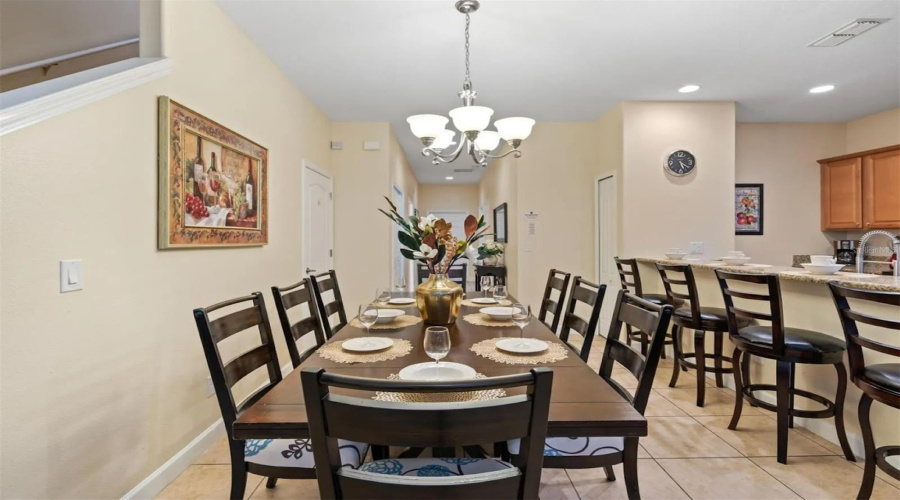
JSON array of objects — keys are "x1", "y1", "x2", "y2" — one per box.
[
  {"x1": 480, "y1": 276, "x2": 492, "y2": 298},
  {"x1": 358, "y1": 303, "x2": 379, "y2": 335},
  {"x1": 375, "y1": 288, "x2": 391, "y2": 307},
  {"x1": 424, "y1": 326, "x2": 451, "y2": 365},
  {"x1": 493, "y1": 285, "x2": 508, "y2": 304},
  {"x1": 511, "y1": 303, "x2": 532, "y2": 348},
  {"x1": 395, "y1": 278, "x2": 407, "y2": 293}
]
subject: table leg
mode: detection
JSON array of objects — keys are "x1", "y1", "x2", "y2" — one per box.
[{"x1": 623, "y1": 437, "x2": 641, "y2": 500}]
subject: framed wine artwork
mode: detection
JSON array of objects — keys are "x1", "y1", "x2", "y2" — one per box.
[
  {"x1": 734, "y1": 183, "x2": 763, "y2": 235},
  {"x1": 158, "y1": 96, "x2": 268, "y2": 248}
]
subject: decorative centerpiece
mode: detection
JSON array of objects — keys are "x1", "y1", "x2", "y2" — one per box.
[
  {"x1": 477, "y1": 241, "x2": 504, "y2": 266},
  {"x1": 380, "y1": 198, "x2": 490, "y2": 325}
]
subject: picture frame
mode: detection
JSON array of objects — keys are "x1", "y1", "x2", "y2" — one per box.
[
  {"x1": 158, "y1": 96, "x2": 268, "y2": 248},
  {"x1": 493, "y1": 203, "x2": 508, "y2": 243},
  {"x1": 734, "y1": 183, "x2": 763, "y2": 236}
]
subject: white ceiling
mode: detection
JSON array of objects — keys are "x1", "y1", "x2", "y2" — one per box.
[{"x1": 216, "y1": 0, "x2": 900, "y2": 184}]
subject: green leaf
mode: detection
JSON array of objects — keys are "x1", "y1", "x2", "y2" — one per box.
[
  {"x1": 400, "y1": 248, "x2": 417, "y2": 260},
  {"x1": 434, "y1": 245, "x2": 446, "y2": 264},
  {"x1": 398, "y1": 231, "x2": 418, "y2": 251}
]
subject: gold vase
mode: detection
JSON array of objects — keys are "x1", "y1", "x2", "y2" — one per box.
[{"x1": 416, "y1": 273, "x2": 463, "y2": 325}]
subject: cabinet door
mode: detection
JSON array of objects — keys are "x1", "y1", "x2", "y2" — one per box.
[
  {"x1": 863, "y1": 149, "x2": 900, "y2": 229},
  {"x1": 821, "y1": 157, "x2": 862, "y2": 230}
]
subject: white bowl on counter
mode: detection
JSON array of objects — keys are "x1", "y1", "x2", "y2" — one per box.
[
  {"x1": 665, "y1": 252, "x2": 688, "y2": 260},
  {"x1": 800, "y1": 263, "x2": 845, "y2": 275},
  {"x1": 481, "y1": 306, "x2": 515, "y2": 320},
  {"x1": 720, "y1": 256, "x2": 752, "y2": 266}
]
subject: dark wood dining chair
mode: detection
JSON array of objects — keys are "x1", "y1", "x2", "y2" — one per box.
[
  {"x1": 309, "y1": 270, "x2": 348, "y2": 339},
  {"x1": 657, "y1": 262, "x2": 738, "y2": 406},
  {"x1": 271, "y1": 278, "x2": 327, "y2": 368},
  {"x1": 418, "y1": 264, "x2": 468, "y2": 292},
  {"x1": 558, "y1": 276, "x2": 606, "y2": 362},
  {"x1": 716, "y1": 270, "x2": 854, "y2": 465},
  {"x1": 614, "y1": 257, "x2": 683, "y2": 357},
  {"x1": 507, "y1": 289, "x2": 673, "y2": 500},
  {"x1": 538, "y1": 269, "x2": 571, "y2": 333},
  {"x1": 193, "y1": 293, "x2": 368, "y2": 499},
  {"x1": 302, "y1": 367, "x2": 553, "y2": 499},
  {"x1": 829, "y1": 282, "x2": 899, "y2": 498}
]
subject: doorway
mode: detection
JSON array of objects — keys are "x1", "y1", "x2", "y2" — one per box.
[
  {"x1": 302, "y1": 161, "x2": 333, "y2": 276},
  {"x1": 392, "y1": 185, "x2": 405, "y2": 288},
  {"x1": 596, "y1": 174, "x2": 618, "y2": 336}
]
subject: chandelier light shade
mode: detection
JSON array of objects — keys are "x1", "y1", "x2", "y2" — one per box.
[{"x1": 407, "y1": 0, "x2": 532, "y2": 167}]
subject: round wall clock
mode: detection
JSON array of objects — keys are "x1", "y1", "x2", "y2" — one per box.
[{"x1": 665, "y1": 150, "x2": 696, "y2": 176}]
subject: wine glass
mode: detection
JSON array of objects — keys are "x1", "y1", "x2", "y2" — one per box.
[
  {"x1": 375, "y1": 288, "x2": 391, "y2": 307},
  {"x1": 424, "y1": 326, "x2": 451, "y2": 365},
  {"x1": 358, "y1": 303, "x2": 379, "y2": 336},
  {"x1": 511, "y1": 303, "x2": 532, "y2": 349},
  {"x1": 480, "y1": 276, "x2": 492, "y2": 298},
  {"x1": 493, "y1": 285, "x2": 508, "y2": 304}
]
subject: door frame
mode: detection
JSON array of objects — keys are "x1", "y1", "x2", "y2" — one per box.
[
  {"x1": 594, "y1": 172, "x2": 618, "y2": 338},
  {"x1": 302, "y1": 159, "x2": 334, "y2": 275}
]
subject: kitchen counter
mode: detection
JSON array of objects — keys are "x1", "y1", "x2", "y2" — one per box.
[{"x1": 634, "y1": 257, "x2": 900, "y2": 292}]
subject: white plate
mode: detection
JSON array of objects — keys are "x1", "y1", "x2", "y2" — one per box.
[
  {"x1": 800, "y1": 263, "x2": 845, "y2": 275},
  {"x1": 496, "y1": 338, "x2": 549, "y2": 354},
  {"x1": 481, "y1": 306, "x2": 515, "y2": 320},
  {"x1": 721, "y1": 257, "x2": 752, "y2": 266},
  {"x1": 471, "y1": 297, "x2": 498, "y2": 304},
  {"x1": 387, "y1": 297, "x2": 416, "y2": 305},
  {"x1": 364, "y1": 308, "x2": 404, "y2": 323},
  {"x1": 342, "y1": 337, "x2": 394, "y2": 352},
  {"x1": 664, "y1": 253, "x2": 687, "y2": 260},
  {"x1": 398, "y1": 362, "x2": 477, "y2": 381}
]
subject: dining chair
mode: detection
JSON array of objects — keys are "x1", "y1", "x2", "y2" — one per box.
[
  {"x1": 507, "y1": 289, "x2": 673, "y2": 500},
  {"x1": 302, "y1": 367, "x2": 553, "y2": 499},
  {"x1": 657, "y1": 262, "x2": 739, "y2": 406},
  {"x1": 614, "y1": 257, "x2": 683, "y2": 357},
  {"x1": 716, "y1": 270, "x2": 854, "y2": 465},
  {"x1": 309, "y1": 270, "x2": 348, "y2": 339},
  {"x1": 557, "y1": 276, "x2": 606, "y2": 362},
  {"x1": 271, "y1": 278, "x2": 327, "y2": 368},
  {"x1": 193, "y1": 292, "x2": 368, "y2": 499},
  {"x1": 538, "y1": 269, "x2": 571, "y2": 333},
  {"x1": 418, "y1": 264, "x2": 468, "y2": 292},
  {"x1": 829, "y1": 282, "x2": 899, "y2": 498}
]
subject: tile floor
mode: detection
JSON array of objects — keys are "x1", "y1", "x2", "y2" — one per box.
[{"x1": 158, "y1": 338, "x2": 899, "y2": 499}]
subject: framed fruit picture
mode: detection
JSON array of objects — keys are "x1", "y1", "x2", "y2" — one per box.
[
  {"x1": 158, "y1": 96, "x2": 268, "y2": 248},
  {"x1": 734, "y1": 184, "x2": 763, "y2": 235}
]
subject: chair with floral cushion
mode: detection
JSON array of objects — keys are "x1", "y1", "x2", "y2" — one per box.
[
  {"x1": 302, "y1": 367, "x2": 553, "y2": 499},
  {"x1": 271, "y1": 278, "x2": 327, "y2": 368},
  {"x1": 507, "y1": 289, "x2": 673, "y2": 500},
  {"x1": 193, "y1": 293, "x2": 369, "y2": 499}
]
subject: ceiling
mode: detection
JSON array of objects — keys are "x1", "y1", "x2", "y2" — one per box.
[{"x1": 216, "y1": 0, "x2": 900, "y2": 184}]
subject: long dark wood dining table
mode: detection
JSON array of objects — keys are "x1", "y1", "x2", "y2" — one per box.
[{"x1": 233, "y1": 295, "x2": 647, "y2": 442}]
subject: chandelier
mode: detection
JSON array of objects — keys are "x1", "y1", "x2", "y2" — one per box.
[{"x1": 406, "y1": 0, "x2": 534, "y2": 167}]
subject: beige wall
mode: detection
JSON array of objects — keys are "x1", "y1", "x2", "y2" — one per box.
[
  {"x1": 418, "y1": 184, "x2": 479, "y2": 216},
  {"x1": 388, "y1": 129, "x2": 420, "y2": 289},
  {"x1": 845, "y1": 107, "x2": 900, "y2": 152},
  {"x1": 479, "y1": 151, "x2": 519, "y2": 296},
  {"x1": 0, "y1": 1, "x2": 337, "y2": 497},
  {"x1": 735, "y1": 123, "x2": 847, "y2": 265},
  {"x1": 595, "y1": 104, "x2": 625, "y2": 256}
]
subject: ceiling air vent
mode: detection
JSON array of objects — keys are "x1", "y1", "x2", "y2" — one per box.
[{"x1": 809, "y1": 18, "x2": 889, "y2": 47}]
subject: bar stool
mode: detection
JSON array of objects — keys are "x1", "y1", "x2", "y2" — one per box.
[
  {"x1": 716, "y1": 269, "x2": 854, "y2": 465},
  {"x1": 656, "y1": 263, "x2": 740, "y2": 406},
  {"x1": 829, "y1": 282, "x2": 899, "y2": 499},
  {"x1": 614, "y1": 257, "x2": 683, "y2": 357}
]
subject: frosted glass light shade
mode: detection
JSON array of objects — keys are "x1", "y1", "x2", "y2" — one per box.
[
  {"x1": 474, "y1": 130, "x2": 501, "y2": 152},
  {"x1": 431, "y1": 129, "x2": 456, "y2": 150},
  {"x1": 449, "y1": 106, "x2": 494, "y2": 133},
  {"x1": 407, "y1": 114, "x2": 448, "y2": 139},
  {"x1": 495, "y1": 117, "x2": 535, "y2": 141}
]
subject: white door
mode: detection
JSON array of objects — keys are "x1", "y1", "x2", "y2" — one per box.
[
  {"x1": 597, "y1": 175, "x2": 618, "y2": 337},
  {"x1": 392, "y1": 186, "x2": 405, "y2": 288},
  {"x1": 303, "y1": 162, "x2": 333, "y2": 276}
]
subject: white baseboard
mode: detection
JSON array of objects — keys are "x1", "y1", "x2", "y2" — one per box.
[{"x1": 122, "y1": 362, "x2": 296, "y2": 499}]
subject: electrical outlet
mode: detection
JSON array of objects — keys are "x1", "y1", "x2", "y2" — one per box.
[
  {"x1": 690, "y1": 242, "x2": 704, "y2": 254},
  {"x1": 206, "y1": 377, "x2": 215, "y2": 397}
]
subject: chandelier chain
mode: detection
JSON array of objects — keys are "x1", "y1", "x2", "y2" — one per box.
[{"x1": 463, "y1": 12, "x2": 471, "y2": 90}]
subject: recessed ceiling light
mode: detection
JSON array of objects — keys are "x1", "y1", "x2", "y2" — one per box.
[
  {"x1": 809, "y1": 85, "x2": 835, "y2": 94},
  {"x1": 445, "y1": 176, "x2": 454, "y2": 180},
  {"x1": 678, "y1": 84, "x2": 700, "y2": 93}
]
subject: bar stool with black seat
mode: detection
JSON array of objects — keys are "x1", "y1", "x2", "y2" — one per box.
[
  {"x1": 716, "y1": 270, "x2": 855, "y2": 465},
  {"x1": 615, "y1": 257, "x2": 684, "y2": 357},
  {"x1": 271, "y1": 278, "x2": 327, "y2": 368},
  {"x1": 309, "y1": 270, "x2": 348, "y2": 339},
  {"x1": 193, "y1": 292, "x2": 369, "y2": 499},
  {"x1": 538, "y1": 269, "x2": 571, "y2": 333},
  {"x1": 557, "y1": 277, "x2": 607, "y2": 362},
  {"x1": 829, "y1": 282, "x2": 899, "y2": 498},
  {"x1": 657, "y1": 262, "x2": 740, "y2": 406}
]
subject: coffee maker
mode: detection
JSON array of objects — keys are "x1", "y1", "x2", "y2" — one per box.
[{"x1": 834, "y1": 240, "x2": 857, "y2": 265}]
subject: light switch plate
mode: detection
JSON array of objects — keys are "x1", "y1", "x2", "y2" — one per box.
[
  {"x1": 60, "y1": 260, "x2": 83, "y2": 292},
  {"x1": 690, "y1": 242, "x2": 704, "y2": 254}
]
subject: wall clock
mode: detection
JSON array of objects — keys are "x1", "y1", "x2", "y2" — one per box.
[{"x1": 665, "y1": 150, "x2": 696, "y2": 176}]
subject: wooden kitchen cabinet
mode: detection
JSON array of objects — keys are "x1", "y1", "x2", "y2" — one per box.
[{"x1": 819, "y1": 145, "x2": 899, "y2": 231}]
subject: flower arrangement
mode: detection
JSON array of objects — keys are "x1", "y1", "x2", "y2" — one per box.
[
  {"x1": 379, "y1": 197, "x2": 490, "y2": 275},
  {"x1": 477, "y1": 241, "x2": 504, "y2": 259}
]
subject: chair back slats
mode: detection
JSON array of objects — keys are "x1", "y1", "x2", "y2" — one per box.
[
  {"x1": 309, "y1": 270, "x2": 348, "y2": 339},
  {"x1": 597, "y1": 290, "x2": 673, "y2": 414},
  {"x1": 208, "y1": 306, "x2": 263, "y2": 343},
  {"x1": 223, "y1": 344, "x2": 273, "y2": 388},
  {"x1": 614, "y1": 257, "x2": 645, "y2": 296},
  {"x1": 572, "y1": 284, "x2": 597, "y2": 304},
  {"x1": 323, "y1": 301, "x2": 343, "y2": 318},
  {"x1": 558, "y1": 277, "x2": 606, "y2": 361},
  {"x1": 829, "y1": 283, "x2": 900, "y2": 383},
  {"x1": 303, "y1": 368, "x2": 553, "y2": 499},
  {"x1": 272, "y1": 278, "x2": 327, "y2": 367},
  {"x1": 655, "y1": 263, "x2": 703, "y2": 323},
  {"x1": 539, "y1": 269, "x2": 571, "y2": 332},
  {"x1": 715, "y1": 269, "x2": 786, "y2": 354}
]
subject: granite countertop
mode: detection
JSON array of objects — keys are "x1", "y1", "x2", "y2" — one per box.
[{"x1": 635, "y1": 257, "x2": 900, "y2": 292}]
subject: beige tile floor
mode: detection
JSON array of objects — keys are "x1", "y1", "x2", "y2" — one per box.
[{"x1": 159, "y1": 338, "x2": 899, "y2": 499}]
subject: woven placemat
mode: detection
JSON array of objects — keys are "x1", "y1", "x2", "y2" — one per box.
[
  {"x1": 470, "y1": 337, "x2": 569, "y2": 365},
  {"x1": 461, "y1": 298, "x2": 513, "y2": 307},
  {"x1": 316, "y1": 338, "x2": 413, "y2": 364},
  {"x1": 462, "y1": 312, "x2": 516, "y2": 328},
  {"x1": 349, "y1": 315, "x2": 423, "y2": 330},
  {"x1": 373, "y1": 373, "x2": 506, "y2": 402}
]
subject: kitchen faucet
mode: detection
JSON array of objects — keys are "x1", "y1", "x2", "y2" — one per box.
[{"x1": 857, "y1": 230, "x2": 900, "y2": 277}]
